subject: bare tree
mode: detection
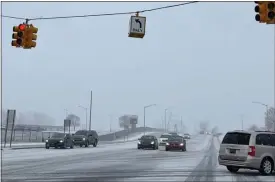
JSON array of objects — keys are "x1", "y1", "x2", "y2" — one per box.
[
  {"x1": 247, "y1": 124, "x2": 259, "y2": 132},
  {"x1": 199, "y1": 121, "x2": 209, "y2": 132},
  {"x1": 211, "y1": 126, "x2": 219, "y2": 134}
]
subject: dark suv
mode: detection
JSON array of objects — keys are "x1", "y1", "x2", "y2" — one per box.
[
  {"x1": 45, "y1": 133, "x2": 74, "y2": 149},
  {"x1": 73, "y1": 130, "x2": 98, "y2": 147}
]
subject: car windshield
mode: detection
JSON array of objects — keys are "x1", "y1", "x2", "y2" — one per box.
[
  {"x1": 168, "y1": 137, "x2": 182, "y2": 142},
  {"x1": 160, "y1": 134, "x2": 171, "y2": 138},
  {"x1": 222, "y1": 132, "x2": 251, "y2": 145},
  {"x1": 75, "y1": 130, "x2": 87, "y2": 135},
  {"x1": 141, "y1": 136, "x2": 154, "y2": 140},
  {"x1": 51, "y1": 133, "x2": 65, "y2": 138}
]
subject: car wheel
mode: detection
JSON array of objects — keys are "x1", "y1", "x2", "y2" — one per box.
[
  {"x1": 259, "y1": 157, "x2": 274, "y2": 175},
  {"x1": 165, "y1": 148, "x2": 169, "y2": 151},
  {"x1": 54, "y1": 146, "x2": 58, "y2": 149},
  {"x1": 153, "y1": 145, "x2": 156, "y2": 150},
  {"x1": 226, "y1": 166, "x2": 239, "y2": 173},
  {"x1": 85, "y1": 141, "x2": 89, "y2": 147},
  {"x1": 93, "y1": 140, "x2": 97, "y2": 147},
  {"x1": 80, "y1": 144, "x2": 83, "y2": 147},
  {"x1": 45, "y1": 145, "x2": 49, "y2": 149},
  {"x1": 70, "y1": 143, "x2": 74, "y2": 149},
  {"x1": 137, "y1": 146, "x2": 140, "y2": 149}
]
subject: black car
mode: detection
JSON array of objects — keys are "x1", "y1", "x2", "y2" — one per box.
[
  {"x1": 165, "y1": 136, "x2": 186, "y2": 151},
  {"x1": 137, "y1": 135, "x2": 158, "y2": 150},
  {"x1": 45, "y1": 133, "x2": 74, "y2": 149},
  {"x1": 73, "y1": 130, "x2": 98, "y2": 147}
]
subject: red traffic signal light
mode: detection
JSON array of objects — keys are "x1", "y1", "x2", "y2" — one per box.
[{"x1": 18, "y1": 24, "x2": 26, "y2": 31}]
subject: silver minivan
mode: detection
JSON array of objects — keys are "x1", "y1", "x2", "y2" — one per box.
[{"x1": 218, "y1": 130, "x2": 275, "y2": 175}]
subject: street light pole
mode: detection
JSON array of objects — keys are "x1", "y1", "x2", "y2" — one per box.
[
  {"x1": 143, "y1": 104, "x2": 156, "y2": 135},
  {"x1": 109, "y1": 114, "x2": 113, "y2": 132},
  {"x1": 240, "y1": 114, "x2": 244, "y2": 130},
  {"x1": 164, "y1": 109, "x2": 167, "y2": 132},
  {"x1": 252, "y1": 101, "x2": 270, "y2": 130},
  {"x1": 78, "y1": 105, "x2": 88, "y2": 130},
  {"x1": 164, "y1": 107, "x2": 173, "y2": 132}
]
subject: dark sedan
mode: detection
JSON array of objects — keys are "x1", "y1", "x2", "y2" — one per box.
[
  {"x1": 165, "y1": 136, "x2": 186, "y2": 151},
  {"x1": 45, "y1": 133, "x2": 74, "y2": 149},
  {"x1": 137, "y1": 135, "x2": 158, "y2": 150}
]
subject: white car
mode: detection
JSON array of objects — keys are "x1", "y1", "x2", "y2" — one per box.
[{"x1": 158, "y1": 133, "x2": 172, "y2": 150}]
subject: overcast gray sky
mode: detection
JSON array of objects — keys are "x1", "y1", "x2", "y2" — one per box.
[{"x1": 2, "y1": 2, "x2": 274, "y2": 132}]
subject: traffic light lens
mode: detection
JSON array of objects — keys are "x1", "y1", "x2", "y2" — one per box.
[
  {"x1": 18, "y1": 31, "x2": 23, "y2": 37},
  {"x1": 16, "y1": 39, "x2": 22, "y2": 45},
  {"x1": 268, "y1": 11, "x2": 275, "y2": 19},
  {"x1": 255, "y1": 14, "x2": 260, "y2": 21},
  {"x1": 19, "y1": 24, "x2": 26, "y2": 31},
  {"x1": 268, "y1": 3, "x2": 275, "y2": 10},
  {"x1": 255, "y1": 6, "x2": 260, "y2": 12}
]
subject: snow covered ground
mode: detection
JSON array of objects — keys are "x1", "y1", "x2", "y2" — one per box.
[{"x1": 2, "y1": 134, "x2": 275, "y2": 181}]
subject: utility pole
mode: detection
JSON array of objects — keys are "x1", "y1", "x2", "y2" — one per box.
[
  {"x1": 180, "y1": 116, "x2": 183, "y2": 133},
  {"x1": 89, "y1": 90, "x2": 92, "y2": 131}
]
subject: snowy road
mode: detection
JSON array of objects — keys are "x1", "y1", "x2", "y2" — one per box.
[{"x1": 2, "y1": 134, "x2": 275, "y2": 182}]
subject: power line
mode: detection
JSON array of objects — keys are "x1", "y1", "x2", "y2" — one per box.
[
  {"x1": 1, "y1": 15, "x2": 26, "y2": 20},
  {"x1": 1, "y1": 2, "x2": 198, "y2": 22}
]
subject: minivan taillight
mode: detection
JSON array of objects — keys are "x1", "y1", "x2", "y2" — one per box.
[{"x1": 248, "y1": 146, "x2": 255, "y2": 157}]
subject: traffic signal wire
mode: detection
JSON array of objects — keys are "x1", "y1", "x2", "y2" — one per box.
[{"x1": 1, "y1": 1, "x2": 198, "y2": 22}]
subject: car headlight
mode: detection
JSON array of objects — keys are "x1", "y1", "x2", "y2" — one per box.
[
  {"x1": 180, "y1": 143, "x2": 184, "y2": 146},
  {"x1": 138, "y1": 141, "x2": 141, "y2": 144},
  {"x1": 45, "y1": 140, "x2": 48, "y2": 142},
  {"x1": 166, "y1": 143, "x2": 169, "y2": 146},
  {"x1": 151, "y1": 141, "x2": 154, "y2": 144},
  {"x1": 82, "y1": 138, "x2": 85, "y2": 141},
  {"x1": 60, "y1": 140, "x2": 63, "y2": 143}
]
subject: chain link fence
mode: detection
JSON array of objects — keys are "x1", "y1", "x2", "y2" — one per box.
[{"x1": 1, "y1": 127, "x2": 63, "y2": 143}]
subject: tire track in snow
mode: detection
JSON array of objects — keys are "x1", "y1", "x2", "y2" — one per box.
[{"x1": 184, "y1": 136, "x2": 217, "y2": 182}]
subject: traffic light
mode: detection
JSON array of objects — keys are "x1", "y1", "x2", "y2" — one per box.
[
  {"x1": 11, "y1": 24, "x2": 26, "y2": 47},
  {"x1": 267, "y1": 1, "x2": 275, "y2": 24},
  {"x1": 255, "y1": 1, "x2": 268, "y2": 23},
  {"x1": 23, "y1": 24, "x2": 38, "y2": 49}
]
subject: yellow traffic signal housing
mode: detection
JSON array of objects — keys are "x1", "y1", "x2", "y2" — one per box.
[
  {"x1": 266, "y1": 1, "x2": 275, "y2": 24},
  {"x1": 255, "y1": 1, "x2": 268, "y2": 23},
  {"x1": 11, "y1": 24, "x2": 26, "y2": 47},
  {"x1": 23, "y1": 24, "x2": 38, "y2": 49}
]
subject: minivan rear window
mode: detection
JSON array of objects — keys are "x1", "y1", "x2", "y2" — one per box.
[{"x1": 222, "y1": 132, "x2": 251, "y2": 145}]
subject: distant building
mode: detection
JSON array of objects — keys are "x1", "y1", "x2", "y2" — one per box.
[{"x1": 265, "y1": 107, "x2": 275, "y2": 131}]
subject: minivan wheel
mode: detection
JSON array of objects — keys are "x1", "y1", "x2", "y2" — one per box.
[
  {"x1": 226, "y1": 166, "x2": 239, "y2": 173},
  {"x1": 259, "y1": 158, "x2": 274, "y2": 175}
]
